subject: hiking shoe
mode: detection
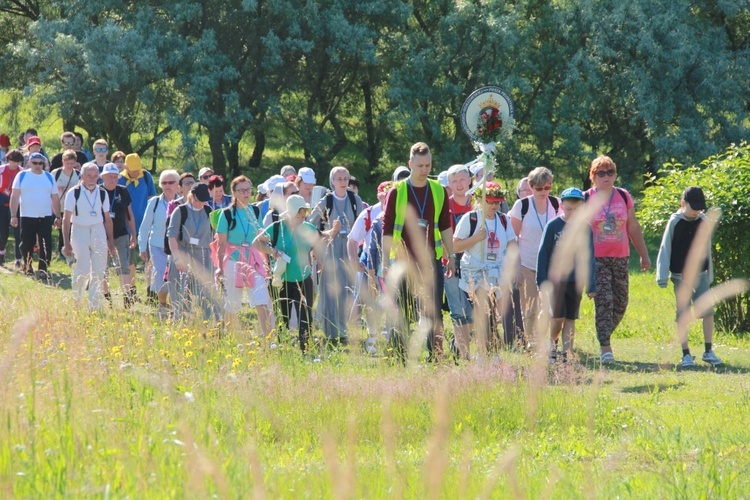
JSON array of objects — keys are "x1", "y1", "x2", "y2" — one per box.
[
  {"x1": 702, "y1": 350, "x2": 723, "y2": 366},
  {"x1": 548, "y1": 349, "x2": 558, "y2": 365},
  {"x1": 14, "y1": 259, "x2": 21, "y2": 269},
  {"x1": 600, "y1": 352, "x2": 616, "y2": 364},
  {"x1": 679, "y1": 354, "x2": 695, "y2": 368}
]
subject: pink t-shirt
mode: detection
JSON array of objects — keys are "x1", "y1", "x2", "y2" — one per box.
[{"x1": 586, "y1": 187, "x2": 634, "y2": 258}]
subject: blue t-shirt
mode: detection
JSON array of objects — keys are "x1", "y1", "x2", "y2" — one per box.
[
  {"x1": 216, "y1": 206, "x2": 263, "y2": 261},
  {"x1": 118, "y1": 171, "x2": 156, "y2": 232}
]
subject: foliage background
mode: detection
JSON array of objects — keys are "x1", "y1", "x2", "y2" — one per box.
[{"x1": 0, "y1": 0, "x2": 748, "y2": 187}]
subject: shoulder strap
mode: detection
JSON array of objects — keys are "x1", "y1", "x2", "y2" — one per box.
[
  {"x1": 53, "y1": 168, "x2": 63, "y2": 181},
  {"x1": 73, "y1": 186, "x2": 81, "y2": 216},
  {"x1": 616, "y1": 187, "x2": 628, "y2": 205},
  {"x1": 549, "y1": 197, "x2": 559, "y2": 213},
  {"x1": 271, "y1": 221, "x2": 281, "y2": 248},
  {"x1": 44, "y1": 171, "x2": 54, "y2": 187},
  {"x1": 203, "y1": 205, "x2": 212, "y2": 217},
  {"x1": 364, "y1": 206, "x2": 373, "y2": 232},
  {"x1": 99, "y1": 187, "x2": 107, "y2": 205},
  {"x1": 152, "y1": 195, "x2": 161, "y2": 214},
  {"x1": 223, "y1": 206, "x2": 237, "y2": 230},
  {"x1": 18, "y1": 171, "x2": 26, "y2": 186},
  {"x1": 469, "y1": 211, "x2": 478, "y2": 236},
  {"x1": 347, "y1": 190, "x2": 358, "y2": 219},
  {"x1": 251, "y1": 204, "x2": 260, "y2": 220},
  {"x1": 520, "y1": 198, "x2": 529, "y2": 220},
  {"x1": 499, "y1": 213, "x2": 508, "y2": 230}
]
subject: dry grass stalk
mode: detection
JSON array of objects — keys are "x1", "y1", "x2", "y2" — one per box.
[{"x1": 423, "y1": 387, "x2": 450, "y2": 498}]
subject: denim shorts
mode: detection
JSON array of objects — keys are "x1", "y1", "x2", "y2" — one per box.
[
  {"x1": 672, "y1": 272, "x2": 713, "y2": 320},
  {"x1": 444, "y1": 274, "x2": 473, "y2": 325}
]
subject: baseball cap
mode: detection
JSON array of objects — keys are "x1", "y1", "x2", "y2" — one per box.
[
  {"x1": 280, "y1": 165, "x2": 296, "y2": 177},
  {"x1": 265, "y1": 175, "x2": 286, "y2": 194},
  {"x1": 198, "y1": 167, "x2": 214, "y2": 179},
  {"x1": 26, "y1": 136, "x2": 42, "y2": 147},
  {"x1": 298, "y1": 167, "x2": 316, "y2": 184},
  {"x1": 28, "y1": 152, "x2": 45, "y2": 162},
  {"x1": 283, "y1": 194, "x2": 311, "y2": 217},
  {"x1": 125, "y1": 153, "x2": 142, "y2": 172},
  {"x1": 392, "y1": 166, "x2": 410, "y2": 182},
  {"x1": 437, "y1": 171, "x2": 449, "y2": 187},
  {"x1": 0, "y1": 134, "x2": 10, "y2": 148},
  {"x1": 560, "y1": 187, "x2": 585, "y2": 201},
  {"x1": 101, "y1": 163, "x2": 120, "y2": 176},
  {"x1": 682, "y1": 186, "x2": 706, "y2": 211},
  {"x1": 191, "y1": 183, "x2": 212, "y2": 202}
]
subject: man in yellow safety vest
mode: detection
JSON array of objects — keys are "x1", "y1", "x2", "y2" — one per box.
[{"x1": 382, "y1": 142, "x2": 456, "y2": 363}]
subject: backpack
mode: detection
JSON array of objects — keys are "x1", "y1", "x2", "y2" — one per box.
[
  {"x1": 18, "y1": 170, "x2": 55, "y2": 189},
  {"x1": 163, "y1": 204, "x2": 212, "y2": 255},
  {"x1": 221, "y1": 204, "x2": 261, "y2": 231},
  {"x1": 320, "y1": 189, "x2": 358, "y2": 231},
  {"x1": 520, "y1": 196, "x2": 560, "y2": 220},
  {"x1": 583, "y1": 187, "x2": 628, "y2": 205},
  {"x1": 72, "y1": 185, "x2": 108, "y2": 217}
]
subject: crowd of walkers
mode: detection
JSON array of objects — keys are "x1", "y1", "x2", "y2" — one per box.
[{"x1": 0, "y1": 132, "x2": 723, "y2": 367}]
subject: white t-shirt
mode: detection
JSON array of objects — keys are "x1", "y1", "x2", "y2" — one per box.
[
  {"x1": 11, "y1": 170, "x2": 58, "y2": 217},
  {"x1": 454, "y1": 211, "x2": 516, "y2": 290},
  {"x1": 348, "y1": 202, "x2": 383, "y2": 247},
  {"x1": 508, "y1": 196, "x2": 560, "y2": 270},
  {"x1": 64, "y1": 185, "x2": 111, "y2": 227}
]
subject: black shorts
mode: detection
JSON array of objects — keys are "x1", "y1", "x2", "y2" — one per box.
[{"x1": 550, "y1": 281, "x2": 583, "y2": 320}]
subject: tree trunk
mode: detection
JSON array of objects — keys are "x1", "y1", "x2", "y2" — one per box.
[
  {"x1": 208, "y1": 128, "x2": 227, "y2": 177},
  {"x1": 248, "y1": 128, "x2": 266, "y2": 170},
  {"x1": 362, "y1": 76, "x2": 379, "y2": 183},
  {"x1": 226, "y1": 140, "x2": 240, "y2": 178}
]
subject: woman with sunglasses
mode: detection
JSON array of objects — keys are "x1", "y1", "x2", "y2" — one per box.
[
  {"x1": 509, "y1": 167, "x2": 561, "y2": 345},
  {"x1": 585, "y1": 156, "x2": 650, "y2": 364},
  {"x1": 139, "y1": 169, "x2": 181, "y2": 316}
]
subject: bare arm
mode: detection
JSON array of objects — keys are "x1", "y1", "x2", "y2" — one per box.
[
  {"x1": 103, "y1": 213, "x2": 115, "y2": 253},
  {"x1": 62, "y1": 211, "x2": 73, "y2": 256},
  {"x1": 453, "y1": 225, "x2": 487, "y2": 253},
  {"x1": 626, "y1": 206, "x2": 651, "y2": 271},
  {"x1": 126, "y1": 206, "x2": 137, "y2": 249},
  {"x1": 9, "y1": 191, "x2": 19, "y2": 226},
  {"x1": 216, "y1": 232, "x2": 228, "y2": 275}
]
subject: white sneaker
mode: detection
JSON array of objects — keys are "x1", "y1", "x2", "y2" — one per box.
[
  {"x1": 679, "y1": 354, "x2": 695, "y2": 368},
  {"x1": 600, "y1": 352, "x2": 616, "y2": 364},
  {"x1": 702, "y1": 350, "x2": 723, "y2": 366}
]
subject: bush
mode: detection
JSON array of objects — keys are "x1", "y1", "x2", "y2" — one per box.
[{"x1": 638, "y1": 142, "x2": 750, "y2": 333}]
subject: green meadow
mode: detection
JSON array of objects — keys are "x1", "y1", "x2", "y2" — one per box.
[{"x1": 1, "y1": 263, "x2": 750, "y2": 498}]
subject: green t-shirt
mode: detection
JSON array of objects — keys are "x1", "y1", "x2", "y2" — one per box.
[
  {"x1": 216, "y1": 206, "x2": 263, "y2": 261},
  {"x1": 263, "y1": 220, "x2": 318, "y2": 282}
]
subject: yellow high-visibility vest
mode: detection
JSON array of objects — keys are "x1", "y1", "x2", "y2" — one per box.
[{"x1": 390, "y1": 178, "x2": 445, "y2": 260}]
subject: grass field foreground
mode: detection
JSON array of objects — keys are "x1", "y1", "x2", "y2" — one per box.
[{"x1": 1, "y1": 270, "x2": 750, "y2": 498}]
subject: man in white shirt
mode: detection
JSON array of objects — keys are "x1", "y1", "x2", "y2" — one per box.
[
  {"x1": 9, "y1": 152, "x2": 62, "y2": 280},
  {"x1": 62, "y1": 163, "x2": 115, "y2": 310}
]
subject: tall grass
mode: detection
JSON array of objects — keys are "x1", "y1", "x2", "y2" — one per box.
[{"x1": 1, "y1": 270, "x2": 750, "y2": 497}]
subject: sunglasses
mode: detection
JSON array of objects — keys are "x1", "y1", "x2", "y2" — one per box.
[
  {"x1": 289, "y1": 190, "x2": 300, "y2": 195},
  {"x1": 200, "y1": 175, "x2": 212, "y2": 180},
  {"x1": 94, "y1": 147, "x2": 108, "y2": 153},
  {"x1": 534, "y1": 186, "x2": 552, "y2": 191},
  {"x1": 596, "y1": 169, "x2": 616, "y2": 177},
  {"x1": 62, "y1": 141, "x2": 75, "y2": 146},
  {"x1": 30, "y1": 161, "x2": 44, "y2": 166},
  {"x1": 234, "y1": 188, "x2": 252, "y2": 194},
  {"x1": 161, "y1": 180, "x2": 177, "y2": 186}
]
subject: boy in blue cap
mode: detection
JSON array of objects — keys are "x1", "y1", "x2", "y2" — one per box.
[{"x1": 536, "y1": 187, "x2": 597, "y2": 363}]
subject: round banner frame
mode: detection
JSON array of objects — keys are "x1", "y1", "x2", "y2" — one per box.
[{"x1": 460, "y1": 86, "x2": 515, "y2": 143}]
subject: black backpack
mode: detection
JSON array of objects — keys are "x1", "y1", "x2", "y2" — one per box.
[
  {"x1": 520, "y1": 196, "x2": 560, "y2": 220},
  {"x1": 163, "y1": 204, "x2": 212, "y2": 255},
  {"x1": 72, "y1": 185, "x2": 108, "y2": 217},
  {"x1": 319, "y1": 189, "x2": 358, "y2": 231},
  {"x1": 221, "y1": 204, "x2": 260, "y2": 231}
]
